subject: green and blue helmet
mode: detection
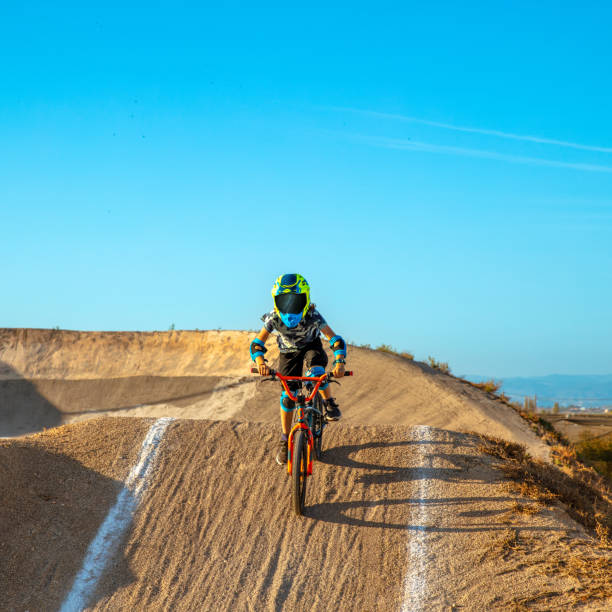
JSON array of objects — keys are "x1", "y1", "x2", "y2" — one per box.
[{"x1": 271, "y1": 273, "x2": 310, "y2": 328}]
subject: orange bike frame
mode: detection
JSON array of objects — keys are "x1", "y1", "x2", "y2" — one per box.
[{"x1": 275, "y1": 373, "x2": 328, "y2": 477}]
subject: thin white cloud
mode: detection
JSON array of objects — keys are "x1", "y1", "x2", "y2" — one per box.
[
  {"x1": 355, "y1": 134, "x2": 612, "y2": 174},
  {"x1": 329, "y1": 107, "x2": 612, "y2": 154}
]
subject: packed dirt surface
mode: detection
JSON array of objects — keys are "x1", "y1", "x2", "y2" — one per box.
[
  {"x1": 1, "y1": 329, "x2": 610, "y2": 610},
  {"x1": 0, "y1": 329, "x2": 548, "y2": 460},
  {"x1": 1, "y1": 418, "x2": 603, "y2": 611},
  {"x1": 0, "y1": 418, "x2": 151, "y2": 611}
]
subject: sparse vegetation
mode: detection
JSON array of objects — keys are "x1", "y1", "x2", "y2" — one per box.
[
  {"x1": 477, "y1": 434, "x2": 612, "y2": 547},
  {"x1": 370, "y1": 344, "x2": 414, "y2": 360},
  {"x1": 479, "y1": 523, "x2": 612, "y2": 606},
  {"x1": 470, "y1": 379, "x2": 503, "y2": 394},
  {"x1": 509, "y1": 501, "x2": 541, "y2": 516},
  {"x1": 168, "y1": 323, "x2": 175, "y2": 331},
  {"x1": 576, "y1": 432, "x2": 612, "y2": 480},
  {"x1": 356, "y1": 337, "x2": 612, "y2": 493},
  {"x1": 543, "y1": 549, "x2": 612, "y2": 602},
  {"x1": 426, "y1": 355, "x2": 450, "y2": 374},
  {"x1": 517, "y1": 409, "x2": 567, "y2": 446}
]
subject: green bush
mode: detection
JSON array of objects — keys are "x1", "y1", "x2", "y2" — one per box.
[{"x1": 576, "y1": 432, "x2": 612, "y2": 480}]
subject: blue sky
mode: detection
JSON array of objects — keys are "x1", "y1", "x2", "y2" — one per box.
[{"x1": 1, "y1": 1, "x2": 611, "y2": 376}]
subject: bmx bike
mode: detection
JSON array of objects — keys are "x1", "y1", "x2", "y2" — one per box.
[{"x1": 251, "y1": 367, "x2": 353, "y2": 515}]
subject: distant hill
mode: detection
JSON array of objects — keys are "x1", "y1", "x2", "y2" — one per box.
[{"x1": 463, "y1": 374, "x2": 612, "y2": 408}]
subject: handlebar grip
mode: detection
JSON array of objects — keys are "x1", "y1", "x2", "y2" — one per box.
[
  {"x1": 251, "y1": 367, "x2": 277, "y2": 376},
  {"x1": 344, "y1": 371, "x2": 353, "y2": 376}
]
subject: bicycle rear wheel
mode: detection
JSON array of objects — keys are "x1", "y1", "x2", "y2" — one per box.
[
  {"x1": 311, "y1": 395, "x2": 325, "y2": 460},
  {"x1": 291, "y1": 429, "x2": 308, "y2": 516}
]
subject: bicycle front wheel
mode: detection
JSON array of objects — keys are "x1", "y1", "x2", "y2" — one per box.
[
  {"x1": 312, "y1": 395, "x2": 324, "y2": 460},
  {"x1": 291, "y1": 429, "x2": 309, "y2": 516}
]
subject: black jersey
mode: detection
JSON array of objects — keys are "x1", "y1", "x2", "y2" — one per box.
[{"x1": 262, "y1": 308, "x2": 328, "y2": 353}]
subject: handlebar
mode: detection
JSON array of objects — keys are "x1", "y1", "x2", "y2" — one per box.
[
  {"x1": 250, "y1": 367, "x2": 353, "y2": 402},
  {"x1": 250, "y1": 367, "x2": 353, "y2": 377}
]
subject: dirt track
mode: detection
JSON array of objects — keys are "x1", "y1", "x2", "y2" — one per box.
[
  {"x1": 0, "y1": 329, "x2": 549, "y2": 460},
  {"x1": 0, "y1": 330, "x2": 609, "y2": 610},
  {"x1": 0, "y1": 419, "x2": 592, "y2": 611}
]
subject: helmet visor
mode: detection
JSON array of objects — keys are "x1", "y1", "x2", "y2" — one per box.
[{"x1": 275, "y1": 292, "x2": 306, "y2": 315}]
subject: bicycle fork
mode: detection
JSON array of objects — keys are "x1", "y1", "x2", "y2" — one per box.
[{"x1": 287, "y1": 404, "x2": 314, "y2": 477}]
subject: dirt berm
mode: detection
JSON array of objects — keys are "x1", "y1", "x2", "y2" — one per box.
[
  {"x1": 0, "y1": 329, "x2": 609, "y2": 610},
  {"x1": 0, "y1": 329, "x2": 548, "y2": 460}
]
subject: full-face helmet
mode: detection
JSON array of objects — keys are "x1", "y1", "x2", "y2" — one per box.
[{"x1": 271, "y1": 273, "x2": 310, "y2": 328}]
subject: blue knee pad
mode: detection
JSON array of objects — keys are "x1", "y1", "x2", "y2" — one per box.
[
  {"x1": 305, "y1": 366, "x2": 328, "y2": 390},
  {"x1": 280, "y1": 391, "x2": 296, "y2": 412}
]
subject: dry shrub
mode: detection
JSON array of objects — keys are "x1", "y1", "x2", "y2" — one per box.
[
  {"x1": 478, "y1": 435, "x2": 612, "y2": 546},
  {"x1": 471, "y1": 379, "x2": 503, "y2": 394},
  {"x1": 516, "y1": 410, "x2": 569, "y2": 447},
  {"x1": 479, "y1": 528, "x2": 526, "y2": 563},
  {"x1": 496, "y1": 528, "x2": 521, "y2": 559},
  {"x1": 426, "y1": 356, "x2": 451, "y2": 374},
  {"x1": 544, "y1": 551, "x2": 612, "y2": 601},
  {"x1": 374, "y1": 344, "x2": 414, "y2": 361},
  {"x1": 510, "y1": 501, "x2": 541, "y2": 516}
]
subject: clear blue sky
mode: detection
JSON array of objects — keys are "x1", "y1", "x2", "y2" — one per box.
[{"x1": 2, "y1": 1, "x2": 611, "y2": 377}]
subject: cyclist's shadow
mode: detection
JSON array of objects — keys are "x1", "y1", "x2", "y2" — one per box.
[
  {"x1": 318, "y1": 438, "x2": 477, "y2": 485},
  {"x1": 308, "y1": 436, "x2": 510, "y2": 531}
]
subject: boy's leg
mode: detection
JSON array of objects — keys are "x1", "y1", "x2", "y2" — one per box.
[
  {"x1": 275, "y1": 349, "x2": 303, "y2": 464},
  {"x1": 280, "y1": 404, "x2": 294, "y2": 436},
  {"x1": 278, "y1": 349, "x2": 302, "y2": 433},
  {"x1": 303, "y1": 339, "x2": 328, "y2": 400}
]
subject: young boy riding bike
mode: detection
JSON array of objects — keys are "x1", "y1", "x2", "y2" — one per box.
[{"x1": 250, "y1": 273, "x2": 348, "y2": 465}]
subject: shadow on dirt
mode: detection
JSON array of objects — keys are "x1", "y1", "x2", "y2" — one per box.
[
  {"x1": 0, "y1": 370, "x2": 258, "y2": 432},
  {"x1": 320, "y1": 438, "x2": 484, "y2": 485},
  {"x1": 0, "y1": 361, "x2": 62, "y2": 436},
  {"x1": 12, "y1": 375, "x2": 256, "y2": 417},
  {"x1": 309, "y1": 432, "x2": 567, "y2": 535},
  {"x1": 0, "y1": 438, "x2": 135, "y2": 611}
]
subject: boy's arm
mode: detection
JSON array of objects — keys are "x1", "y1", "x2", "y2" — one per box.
[
  {"x1": 250, "y1": 327, "x2": 271, "y2": 375},
  {"x1": 320, "y1": 325, "x2": 346, "y2": 377}
]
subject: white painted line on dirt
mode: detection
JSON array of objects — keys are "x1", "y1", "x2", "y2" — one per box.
[
  {"x1": 401, "y1": 425, "x2": 432, "y2": 612},
  {"x1": 60, "y1": 417, "x2": 174, "y2": 612}
]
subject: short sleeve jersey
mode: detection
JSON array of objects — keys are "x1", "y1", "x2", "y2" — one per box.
[{"x1": 262, "y1": 307, "x2": 328, "y2": 353}]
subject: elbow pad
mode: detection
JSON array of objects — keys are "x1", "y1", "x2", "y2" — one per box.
[
  {"x1": 250, "y1": 338, "x2": 267, "y2": 362},
  {"x1": 328, "y1": 335, "x2": 347, "y2": 358}
]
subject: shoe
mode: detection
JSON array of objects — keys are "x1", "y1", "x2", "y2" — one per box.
[
  {"x1": 276, "y1": 438, "x2": 289, "y2": 465},
  {"x1": 324, "y1": 398, "x2": 341, "y2": 422}
]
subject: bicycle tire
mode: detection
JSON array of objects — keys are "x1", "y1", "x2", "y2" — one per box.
[
  {"x1": 291, "y1": 429, "x2": 308, "y2": 516},
  {"x1": 312, "y1": 395, "x2": 324, "y2": 460}
]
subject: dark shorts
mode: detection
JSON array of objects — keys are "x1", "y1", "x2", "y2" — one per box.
[{"x1": 278, "y1": 337, "x2": 328, "y2": 388}]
